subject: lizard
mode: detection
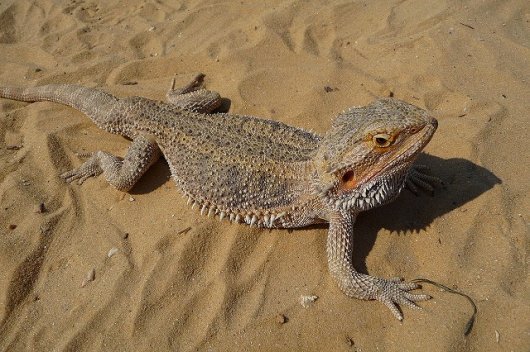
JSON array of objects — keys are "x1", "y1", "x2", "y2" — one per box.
[{"x1": 0, "y1": 74, "x2": 439, "y2": 320}]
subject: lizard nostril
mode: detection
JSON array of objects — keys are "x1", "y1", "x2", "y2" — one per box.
[{"x1": 431, "y1": 118, "x2": 438, "y2": 129}]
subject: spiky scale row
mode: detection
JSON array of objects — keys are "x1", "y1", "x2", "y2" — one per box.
[{"x1": 184, "y1": 193, "x2": 288, "y2": 228}]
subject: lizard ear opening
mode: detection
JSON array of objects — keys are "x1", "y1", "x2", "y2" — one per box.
[{"x1": 340, "y1": 170, "x2": 357, "y2": 190}]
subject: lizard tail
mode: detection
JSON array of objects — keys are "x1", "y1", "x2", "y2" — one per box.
[{"x1": 0, "y1": 84, "x2": 118, "y2": 119}]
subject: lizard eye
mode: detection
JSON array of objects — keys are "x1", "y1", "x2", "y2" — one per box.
[{"x1": 373, "y1": 133, "x2": 392, "y2": 147}]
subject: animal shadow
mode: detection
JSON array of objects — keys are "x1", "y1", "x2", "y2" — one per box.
[{"x1": 353, "y1": 154, "x2": 501, "y2": 273}]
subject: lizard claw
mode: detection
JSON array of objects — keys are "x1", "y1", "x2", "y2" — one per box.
[
  {"x1": 375, "y1": 277, "x2": 431, "y2": 321},
  {"x1": 406, "y1": 164, "x2": 442, "y2": 195}
]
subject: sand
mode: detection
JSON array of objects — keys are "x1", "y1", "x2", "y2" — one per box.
[{"x1": 0, "y1": 0, "x2": 529, "y2": 351}]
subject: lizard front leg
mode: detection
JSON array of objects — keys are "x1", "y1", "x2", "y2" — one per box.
[
  {"x1": 406, "y1": 164, "x2": 442, "y2": 195},
  {"x1": 326, "y1": 211, "x2": 430, "y2": 320},
  {"x1": 61, "y1": 134, "x2": 161, "y2": 191}
]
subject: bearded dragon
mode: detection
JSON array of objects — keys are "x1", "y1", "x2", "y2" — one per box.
[{"x1": 0, "y1": 74, "x2": 439, "y2": 320}]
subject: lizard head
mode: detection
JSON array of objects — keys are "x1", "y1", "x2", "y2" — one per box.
[{"x1": 313, "y1": 98, "x2": 437, "y2": 212}]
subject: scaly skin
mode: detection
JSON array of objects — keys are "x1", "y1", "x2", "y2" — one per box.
[{"x1": 0, "y1": 74, "x2": 438, "y2": 320}]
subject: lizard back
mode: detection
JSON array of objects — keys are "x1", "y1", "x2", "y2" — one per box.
[{"x1": 121, "y1": 97, "x2": 321, "y2": 216}]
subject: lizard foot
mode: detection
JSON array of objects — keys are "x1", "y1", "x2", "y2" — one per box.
[
  {"x1": 61, "y1": 153, "x2": 103, "y2": 185},
  {"x1": 168, "y1": 73, "x2": 205, "y2": 95},
  {"x1": 406, "y1": 164, "x2": 443, "y2": 195},
  {"x1": 166, "y1": 73, "x2": 221, "y2": 113},
  {"x1": 374, "y1": 277, "x2": 431, "y2": 321}
]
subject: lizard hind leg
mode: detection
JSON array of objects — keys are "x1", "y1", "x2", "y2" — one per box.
[
  {"x1": 166, "y1": 73, "x2": 222, "y2": 113},
  {"x1": 61, "y1": 134, "x2": 161, "y2": 192}
]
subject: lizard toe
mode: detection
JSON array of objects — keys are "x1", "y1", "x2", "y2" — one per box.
[
  {"x1": 61, "y1": 154, "x2": 103, "y2": 185},
  {"x1": 60, "y1": 170, "x2": 78, "y2": 183},
  {"x1": 381, "y1": 298, "x2": 404, "y2": 321},
  {"x1": 403, "y1": 292, "x2": 431, "y2": 302},
  {"x1": 375, "y1": 278, "x2": 430, "y2": 320},
  {"x1": 397, "y1": 281, "x2": 421, "y2": 291}
]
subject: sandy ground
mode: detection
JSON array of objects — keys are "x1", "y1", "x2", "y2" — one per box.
[{"x1": 0, "y1": 0, "x2": 529, "y2": 351}]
